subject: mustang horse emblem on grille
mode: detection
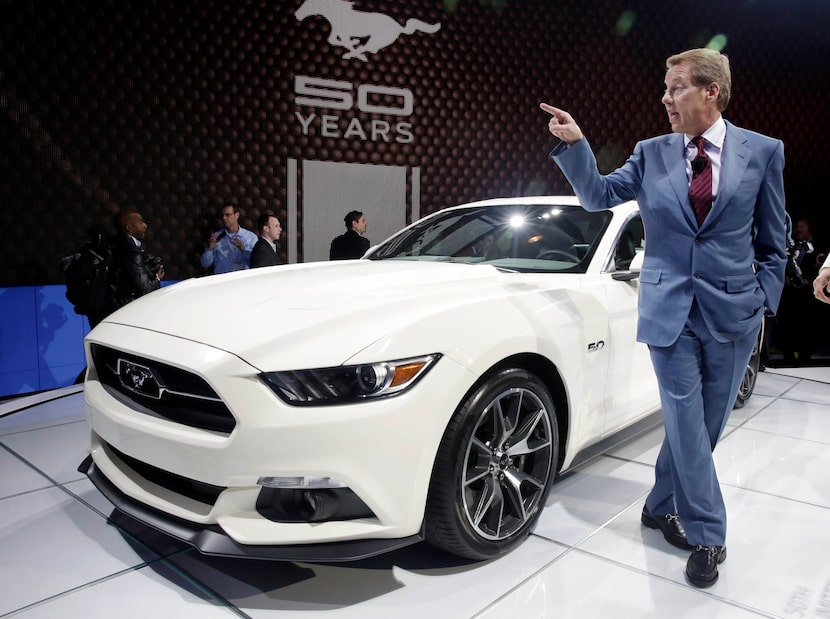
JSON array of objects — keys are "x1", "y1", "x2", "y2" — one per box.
[
  {"x1": 117, "y1": 359, "x2": 162, "y2": 399},
  {"x1": 295, "y1": 0, "x2": 441, "y2": 62}
]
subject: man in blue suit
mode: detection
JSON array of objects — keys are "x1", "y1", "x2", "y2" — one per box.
[{"x1": 542, "y1": 48, "x2": 786, "y2": 588}]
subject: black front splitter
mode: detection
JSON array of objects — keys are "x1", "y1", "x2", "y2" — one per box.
[{"x1": 78, "y1": 454, "x2": 423, "y2": 562}]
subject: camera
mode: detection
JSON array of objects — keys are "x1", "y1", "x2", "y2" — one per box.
[
  {"x1": 144, "y1": 254, "x2": 163, "y2": 275},
  {"x1": 785, "y1": 240, "x2": 813, "y2": 289}
]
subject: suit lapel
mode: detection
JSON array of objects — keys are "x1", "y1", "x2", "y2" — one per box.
[
  {"x1": 661, "y1": 133, "x2": 697, "y2": 230},
  {"x1": 700, "y1": 121, "x2": 750, "y2": 232}
]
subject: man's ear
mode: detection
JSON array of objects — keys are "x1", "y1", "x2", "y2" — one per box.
[
  {"x1": 707, "y1": 82, "x2": 720, "y2": 102},
  {"x1": 125, "y1": 214, "x2": 139, "y2": 235}
]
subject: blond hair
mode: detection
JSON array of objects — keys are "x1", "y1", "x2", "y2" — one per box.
[{"x1": 667, "y1": 49, "x2": 732, "y2": 111}]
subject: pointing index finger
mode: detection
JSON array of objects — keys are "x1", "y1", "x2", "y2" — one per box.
[{"x1": 539, "y1": 102, "x2": 562, "y2": 116}]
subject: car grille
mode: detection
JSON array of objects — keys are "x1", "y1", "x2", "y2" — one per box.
[
  {"x1": 104, "y1": 440, "x2": 226, "y2": 506},
  {"x1": 90, "y1": 343, "x2": 236, "y2": 434}
]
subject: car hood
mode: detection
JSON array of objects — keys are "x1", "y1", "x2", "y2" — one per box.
[{"x1": 100, "y1": 260, "x2": 575, "y2": 369}]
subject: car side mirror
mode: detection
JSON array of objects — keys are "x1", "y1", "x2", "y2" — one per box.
[{"x1": 611, "y1": 250, "x2": 644, "y2": 281}]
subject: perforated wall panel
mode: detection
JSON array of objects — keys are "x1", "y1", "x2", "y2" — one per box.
[{"x1": 1, "y1": 0, "x2": 827, "y2": 285}]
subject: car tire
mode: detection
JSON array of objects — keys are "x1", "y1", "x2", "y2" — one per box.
[
  {"x1": 734, "y1": 322, "x2": 764, "y2": 409},
  {"x1": 424, "y1": 367, "x2": 558, "y2": 560}
]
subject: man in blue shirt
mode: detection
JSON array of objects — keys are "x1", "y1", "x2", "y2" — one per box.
[{"x1": 200, "y1": 202, "x2": 257, "y2": 274}]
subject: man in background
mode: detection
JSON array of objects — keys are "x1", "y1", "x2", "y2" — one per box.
[
  {"x1": 330, "y1": 210, "x2": 370, "y2": 260},
  {"x1": 777, "y1": 217, "x2": 823, "y2": 364},
  {"x1": 111, "y1": 209, "x2": 164, "y2": 310},
  {"x1": 250, "y1": 211, "x2": 283, "y2": 268},
  {"x1": 200, "y1": 202, "x2": 257, "y2": 273}
]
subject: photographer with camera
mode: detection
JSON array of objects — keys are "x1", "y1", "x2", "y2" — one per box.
[
  {"x1": 111, "y1": 209, "x2": 164, "y2": 311},
  {"x1": 776, "y1": 217, "x2": 823, "y2": 365}
]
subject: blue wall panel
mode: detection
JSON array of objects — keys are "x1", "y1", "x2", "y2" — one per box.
[
  {"x1": 36, "y1": 285, "x2": 89, "y2": 389},
  {"x1": 0, "y1": 285, "x2": 88, "y2": 397}
]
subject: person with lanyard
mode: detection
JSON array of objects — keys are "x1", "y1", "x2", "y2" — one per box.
[{"x1": 200, "y1": 202, "x2": 257, "y2": 274}]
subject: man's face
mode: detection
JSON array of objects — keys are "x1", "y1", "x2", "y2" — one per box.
[
  {"x1": 128, "y1": 213, "x2": 148, "y2": 240},
  {"x1": 353, "y1": 215, "x2": 367, "y2": 235},
  {"x1": 795, "y1": 220, "x2": 811, "y2": 240},
  {"x1": 661, "y1": 63, "x2": 712, "y2": 135},
  {"x1": 221, "y1": 206, "x2": 240, "y2": 231},
  {"x1": 263, "y1": 216, "x2": 282, "y2": 242}
]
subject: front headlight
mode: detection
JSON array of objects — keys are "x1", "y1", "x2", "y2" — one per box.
[{"x1": 260, "y1": 354, "x2": 441, "y2": 405}]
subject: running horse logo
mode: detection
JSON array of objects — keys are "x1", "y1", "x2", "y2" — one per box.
[{"x1": 295, "y1": 0, "x2": 441, "y2": 62}]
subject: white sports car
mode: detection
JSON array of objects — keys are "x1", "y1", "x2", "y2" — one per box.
[{"x1": 79, "y1": 196, "x2": 759, "y2": 562}]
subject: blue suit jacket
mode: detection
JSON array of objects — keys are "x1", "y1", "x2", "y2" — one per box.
[{"x1": 553, "y1": 121, "x2": 786, "y2": 346}]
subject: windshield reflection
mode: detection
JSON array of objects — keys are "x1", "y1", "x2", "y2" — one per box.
[{"x1": 369, "y1": 203, "x2": 611, "y2": 274}]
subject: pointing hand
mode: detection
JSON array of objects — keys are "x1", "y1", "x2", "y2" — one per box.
[{"x1": 540, "y1": 103, "x2": 584, "y2": 145}]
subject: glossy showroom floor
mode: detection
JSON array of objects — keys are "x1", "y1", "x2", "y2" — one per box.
[{"x1": 2, "y1": 367, "x2": 829, "y2": 618}]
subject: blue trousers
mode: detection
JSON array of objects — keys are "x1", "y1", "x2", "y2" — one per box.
[{"x1": 645, "y1": 300, "x2": 759, "y2": 546}]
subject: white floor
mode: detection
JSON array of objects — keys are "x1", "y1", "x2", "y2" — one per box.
[{"x1": 2, "y1": 368, "x2": 829, "y2": 618}]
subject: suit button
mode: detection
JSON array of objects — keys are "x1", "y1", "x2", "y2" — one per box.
[
  {"x1": 695, "y1": 236, "x2": 701, "y2": 243},
  {"x1": 694, "y1": 272, "x2": 701, "y2": 279}
]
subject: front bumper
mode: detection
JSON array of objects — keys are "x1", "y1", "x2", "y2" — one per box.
[
  {"x1": 81, "y1": 322, "x2": 474, "y2": 556},
  {"x1": 78, "y1": 454, "x2": 423, "y2": 561}
]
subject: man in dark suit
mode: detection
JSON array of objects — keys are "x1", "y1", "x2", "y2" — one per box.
[
  {"x1": 542, "y1": 48, "x2": 786, "y2": 588},
  {"x1": 777, "y1": 217, "x2": 822, "y2": 364},
  {"x1": 250, "y1": 211, "x2": 283, "y2": 268},
  {"x1": 330, "y1": 210, "x2": 370, "y2": 260}
]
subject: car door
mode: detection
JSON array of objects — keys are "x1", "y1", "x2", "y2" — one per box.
[{"x1": 601, "y1": 214, "x2": 660, "y2": 433}]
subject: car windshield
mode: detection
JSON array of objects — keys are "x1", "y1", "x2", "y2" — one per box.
[{"x1": 369, "y1": 203, "x2": 612, "y2": 273}]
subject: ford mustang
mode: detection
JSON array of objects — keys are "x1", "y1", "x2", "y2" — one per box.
[{"x1": 78, "y1": 196, "x2": 758, "y2": 562}]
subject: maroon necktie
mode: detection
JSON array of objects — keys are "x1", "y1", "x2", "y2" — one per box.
[{"x1": 689, "y1": 136, "x2": 712, "y2": 226}]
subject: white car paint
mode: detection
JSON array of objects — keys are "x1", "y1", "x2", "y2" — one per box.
[{"x1": 81, "y1": 197, "x2": 660, "y2": 557}]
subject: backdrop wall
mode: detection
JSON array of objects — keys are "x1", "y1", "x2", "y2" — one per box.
[{"x1": 1, "y1": 0, "x2": 828, "y2": 395}]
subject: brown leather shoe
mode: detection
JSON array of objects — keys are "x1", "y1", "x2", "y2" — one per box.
[
  {"x1": 685, "y1": 545, "x2": 727, "y2": 588},
  {"x1": 641, "y1": 506, "x2": 692, "y2": 550}
]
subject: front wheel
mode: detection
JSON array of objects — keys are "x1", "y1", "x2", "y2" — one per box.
[{"x1": 425, "y1": 368, "x2": 559, "y2": 560}]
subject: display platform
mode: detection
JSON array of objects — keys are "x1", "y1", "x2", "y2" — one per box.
[{"x1": 1, "y1": 369, "x2": 829, "y2": 617}]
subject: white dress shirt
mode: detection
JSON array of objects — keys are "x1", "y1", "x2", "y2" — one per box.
[{"x1": 685, "y1": 115, "x2": 725, "y2": 199}]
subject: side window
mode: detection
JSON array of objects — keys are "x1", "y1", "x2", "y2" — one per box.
[{"x1": 614, "y1": 216, "x2": 645, "y2": 270}]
